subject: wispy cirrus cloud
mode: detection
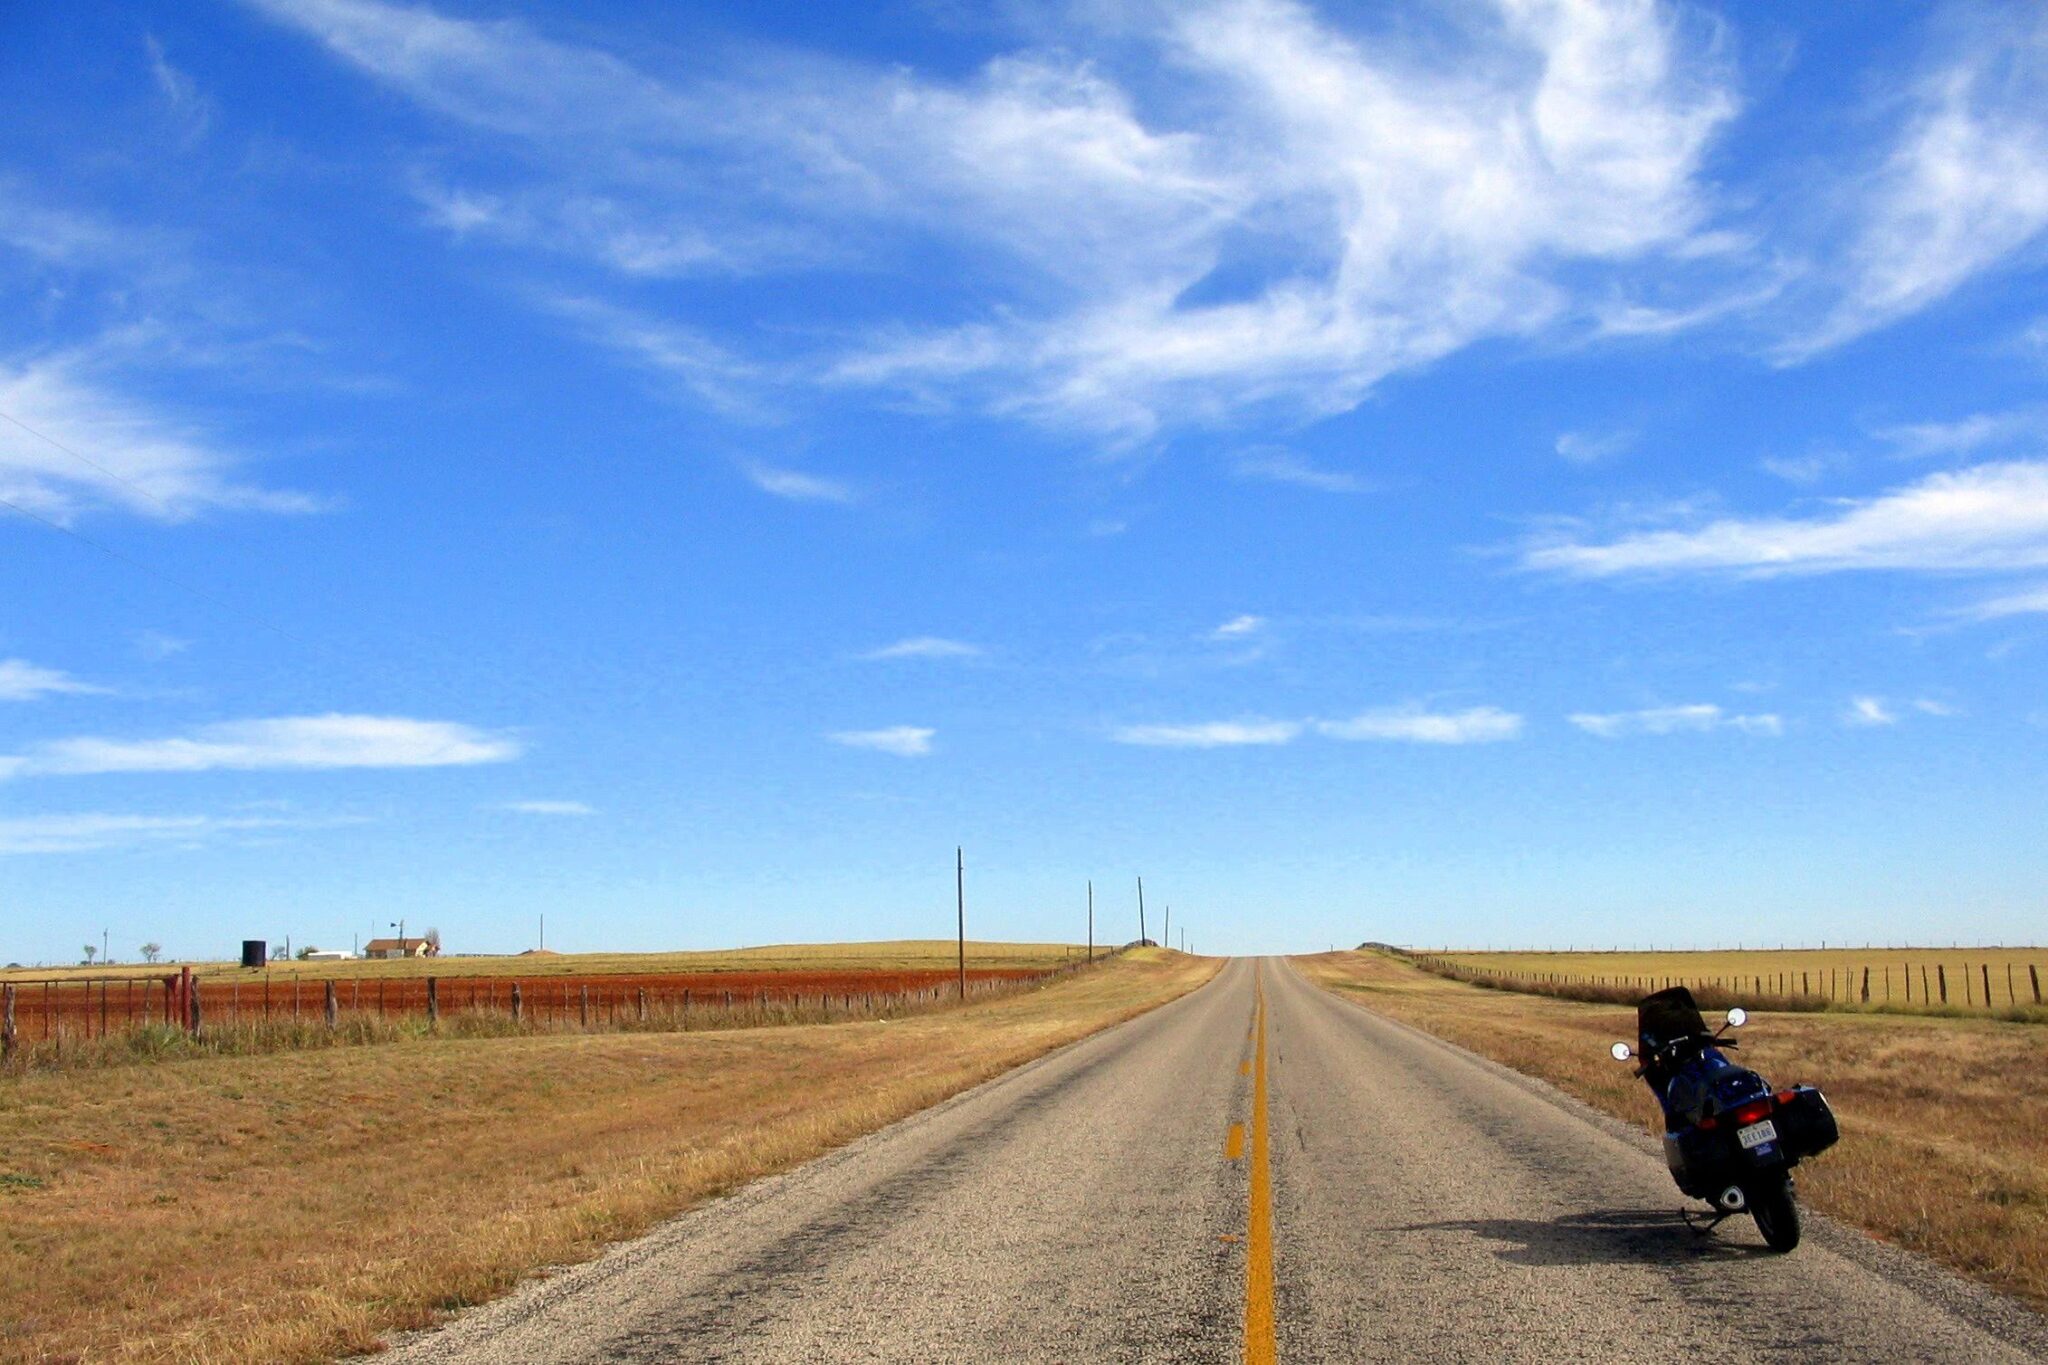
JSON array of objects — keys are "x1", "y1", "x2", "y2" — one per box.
[
  {"x1": 859, "y1": 637, "x2": 983, "y2": 661},
  {"x1": 1209, "y1": 614, "x2": 1264, "y2": 640},
  {"x1": 1785, "y1": 9, "x2": 2048, "y2": 359},
  {"x1": 1525, "y1": 461, "x2": 2048, "y2": 578},
  {"x1": 1230, "y1": 447, "x2": 1372, "y2": 493},
  {"x1": 0, "y1": 659, "x2": 109, "y2": 702},
  {"x1": 1843, "y1": 696, "x2": 1897, "y2": 728},
  {"x1": 0, "y1": 354, "x2": 325, "y2": 523},
  {"x1": 828, "y1": 725, "x2": 933, "y2": 756},
  {"x1": 1569, "y1": 703, "x2": 1781, "y2": 738},
  {"x1": 0, "y1": 714, "x2": 519, "y2": 779},
  {"x1": 739, "y1": 460, "x2": 855, "y2": 504},
  {"x1": 1113, "y1": 719, "x2": 1302, "y2": 749},
  {"x1": 1555, "y1": 428, "x2": 1635, "y2": 466},
  {"x1": 492, "y1": 799, "x2": 595, "y2": 816},
  {"x1": 0, "y1": 810, "x2": 358, "y2": 856},
  {"x1": 252, "y1": 0, "x2": 1739, "y2": 439},
  {"x1": 1116, "y1": 705, "x2": 1521, "y2": 748},
  {"x1": 1315, "y1": 706, "x2": 1523, "y2": 745},
  {"x1": 1957, "y1": 580, "x2": 2048, "y2": 620}
]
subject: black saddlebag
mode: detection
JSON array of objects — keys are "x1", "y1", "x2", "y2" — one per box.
[{"x1": 1776, "y1": 1085, "x2": 1839, "y2": 1160}]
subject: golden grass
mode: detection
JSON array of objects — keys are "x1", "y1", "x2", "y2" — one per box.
[
  {"x1": 1297, "y1": 950, "x2": 2048, "y2": 1309},
  {"x1": 1435, "y1": 947, "x2": 2047, "y2": 1012},
  {"x1": 0, "y1": 948, "x2": 1216, "y2": 1364},
  {"x1": 1, "y1": 939, "x2": 1094, "y2": 985}
]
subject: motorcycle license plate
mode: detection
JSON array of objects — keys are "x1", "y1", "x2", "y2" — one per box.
[{"x1": 1737, "y1": 1119, "x2": 1778, "y2": 1150}]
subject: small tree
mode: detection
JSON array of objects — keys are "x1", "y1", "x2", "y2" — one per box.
[
  {"x1": 295, "y1": 945, "x2": 318, "y2": 961},
  {"x1": 83, "y1": 944, "x2": 97, "y2": 965},
  {"x1": 140, "y1": 942, "x2": 161, "y2": 964},
  {"x1": 423, "y1": 927, "x2": 442, "y2": 956}
]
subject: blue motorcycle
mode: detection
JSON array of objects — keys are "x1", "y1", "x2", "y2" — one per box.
[{"x1": 1609, "y1": 986, "x2": 1838, "y2": 1251}]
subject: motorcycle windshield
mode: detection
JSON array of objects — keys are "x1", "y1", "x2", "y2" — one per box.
[{"x1": 1637, "y1": 986, "x2": 1709, "y2": 1047}]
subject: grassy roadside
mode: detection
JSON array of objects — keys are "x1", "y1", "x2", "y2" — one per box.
[
  {"x1": 1, "y1": 940, "x2": 1091, "y2": 984},
  {"x1": 0, "y1": 949, "x2": 1218, "y2": 1364},
  {"x1": 1295, "y1": 950, "x2": 2048, "y2": 1310}
]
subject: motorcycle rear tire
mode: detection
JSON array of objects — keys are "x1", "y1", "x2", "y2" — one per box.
[{"x1": 1748, "y1": 1174, "x2": 1801, "y2": 1252}]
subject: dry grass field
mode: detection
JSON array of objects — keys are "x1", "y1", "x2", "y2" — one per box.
[
  {"x1": 1297, "y1": 950, "x2": 2048, "y2": 1310},
  {"x1": 1432, "y1": 946, "x2": 2046, "y2": 1013},
  {"x1": 0, "y1": 948, "x2": 1216, "y2": 1364},
  {"x1": 0, "y1": 939, "x2": 1092, "y2": 984}
]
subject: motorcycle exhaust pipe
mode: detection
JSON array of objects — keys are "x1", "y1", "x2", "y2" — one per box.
[{"x1": 1716, "y1": 1186, "x2": 1747, "y2": 1212}]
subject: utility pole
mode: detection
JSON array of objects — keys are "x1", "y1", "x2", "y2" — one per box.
[
  {"x1": 102, "y1": 928, "x2": 109, "y2": 966},
  {"x1": 1137, "y1": 875, "x2": 1147, "y2": 947},
  {"x1": 540, "y1": 913, "x2": 545, "y2": 952},
  {"x1": 956, "y1": 847, "x2": 966, "y2": 1001},
  {"x1": 1087, "y1": 881, "x2": 1094, "y2": 962},
  {"x1": 1164, "y1": 905, "x2": 1170, "y2": 953}
]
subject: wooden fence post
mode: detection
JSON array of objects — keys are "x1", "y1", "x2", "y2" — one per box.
[
  {"x1": 325, "y1": 980, "x2": 338, "y2": 1029},
  {"x1": 2, "y1": 984, "x2": 14, "y2": 1059},
  {"x1": 427, "y1": 977, "x2": 439, "y2": 1029},
  {"x1": 2032, "y1": 964, "x2": 2042, "y2": 1005},
  {"x1": 637, "y1": 989, "x2": 647, "y2": 1023},
  {"x1": 579, "y1": 986, "x2": 589, "y2": 1029},
  {"x1": 1937, "y1": 964, "x2": 1947, "y2": 1004},
  {"x1": 188, "y1": 977, "x2": 203, "y2": 1035},
  {"x1": 1983, "y1": 963, "x2": 1993, "y2": 1010},
  {"x1": 1860, "y1": 967, "x2": 1870, "y2": 1003},
  {"x1": 511, "y1": 981, "x2": 523, "y2": 1023}
]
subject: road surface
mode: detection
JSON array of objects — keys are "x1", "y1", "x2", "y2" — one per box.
[{"x1": 381, "y1": 958, "x2": 2047, "y2": 1362}]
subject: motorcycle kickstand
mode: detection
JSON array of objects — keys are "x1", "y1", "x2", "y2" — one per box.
[{"x1": 1681, "y1": 1207, "x2": 1731, "y2": 1237}]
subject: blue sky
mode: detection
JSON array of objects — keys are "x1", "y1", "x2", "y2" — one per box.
[{"x1": 3, "y1": 0, "x2": 2046, "y2": 964}]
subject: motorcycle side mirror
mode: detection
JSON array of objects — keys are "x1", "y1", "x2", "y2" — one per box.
[
  {"x1": 1725, "y1": 1008, "x2": 1747, "y2": 1028},
  {"x1": 1610, "y1": 1042, "x2": 1634, "y2": 1061}
]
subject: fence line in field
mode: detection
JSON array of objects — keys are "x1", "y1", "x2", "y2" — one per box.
[
  {"x1": 0, "y1": 949, "x2": 1129, "y2": 1066},
  {"x1": 1397, "y1": 951, "x2": 2044, "y2": 1020}
]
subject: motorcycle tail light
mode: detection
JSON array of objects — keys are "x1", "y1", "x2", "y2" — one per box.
[
  {"x1": 1775, "y1": 1089, "x2": 1797, "y2": 1105},
  {"x1": 1730, "y1": 1099, "x2": 1773, "y2": 1127}
]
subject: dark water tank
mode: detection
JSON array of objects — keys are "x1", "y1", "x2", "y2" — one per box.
[{"x1": 241, "y1": 940, "x2": 267, "y2": 969}]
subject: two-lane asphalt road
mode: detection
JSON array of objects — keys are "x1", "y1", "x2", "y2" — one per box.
[{"x1": 383, "y1": 959, "x2": 2048, "y2": 1362}]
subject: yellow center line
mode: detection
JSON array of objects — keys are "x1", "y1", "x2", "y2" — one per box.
[
  {"x1": 1245, "y1": 963, "x2": 1276, "y2": 1365},
  {"x1": 1226, "y1": 1122, "x2": 1246, "y2": 1160}
]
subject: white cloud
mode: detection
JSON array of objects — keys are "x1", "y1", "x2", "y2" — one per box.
[
  {"x1": 1876, "y1": 408, "x2": 2048, "y2": 460},
  {"x1": 1525, "y1": 461, "x2": 2048, "y2": 578},
  {"x1": 1913, "y1": 698, "x2": 1959, "y2": 717},
  {"x1": 493, "y1": 799, "x2": 595, "y2": 816},
  {"x1": 1113, "y1": 719, "x2": 1303, "y2": 749},
  {"x1": 1959, "y1": 581, "x2": 2048, "y2": 620},
  {"x1": 0, "y1": 355, "x2": 323, "y2": 523},
  {"x1": 1843, "y1": 696, "x2": 1897, "y2": 728},
  {"x1": 254, "y1": 0, "x2": 1736, "y2": 438},
  {"x1": 0, "y1": 811, "x2": 354, "y2": 856},
  {"x1": 1787, "y1": 13, "x2": 2048, "y2": 357},
  {"x1": 860, "y1": 637, "x2": 984, "y2": 661},
  {"x1": 1568, "y1": 703, "x2": 1781, "y2": 738},
  {"x1": 545, "y1": 295, "x2": 765, "y2": 417},
  {"x1": 1230, "y1": 447, "x2": 1372, "y2": 493},
  {"x1": 134, "y1": 630, "x2": 191, "y2": 661},
  {"x1": 739, "y1": 460, "x2": 855, "y2": 504},
  {"x1": 145, "y1": 36, "x2": 213, "y2": 143},
  {"x1": 829, "y1": 725, "x2": 934, "y2": 756},
  {"x1": 0, "y1": 714, "x2": 520, "y2": 778},
  {"x1": 0, "y1": 659, "x2": 108, "y2": 702},
  {"x1": 1555, "y1": 429, "x2": 1634, "y2": 466},
  {"x1": 1316, "y1": 706, "x2": 1523, "y2": 745},
  {"x1": 1210, "y1": 614, "x2": 1265, "y2": 640}
]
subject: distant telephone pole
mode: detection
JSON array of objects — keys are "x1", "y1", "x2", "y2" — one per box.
[
  {"x1": 1163, "y1": 905, "x2": 1170, "y2": 953},
  {"x1": 1137, "y1": 875, "x2": 1147, "y2": 946},
  {"x1": 956, "y1": 847, "x2": 967, "y2": 1000},
  {"x1": 1087, "y1": 880, "x2": 1094, "y2": 962}
]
